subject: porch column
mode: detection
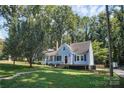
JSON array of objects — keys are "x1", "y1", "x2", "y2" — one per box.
[
  {"x1": 53, "y1": 56, "x2": 54, "y2": 62},
  {"x1": 70, "y1": 54, "x2": 74, "y2": 64}
]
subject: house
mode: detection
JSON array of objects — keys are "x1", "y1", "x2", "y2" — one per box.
[{"x1": 44, "y1": 41, "x2": 94, "y2": 69}]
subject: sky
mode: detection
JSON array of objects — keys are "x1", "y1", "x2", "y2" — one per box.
[
  {"x1": 0, "y1": 16, "x2": 8, "y2": 40},
  {"x1": 71, "y1": 5, "x2": 105, "y2": 17},
  {"x1": 0, "y1": 5, "x2": 105, "y2": 40}
]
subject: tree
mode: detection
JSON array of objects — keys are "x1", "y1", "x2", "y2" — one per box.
[
  {"x1": 1, "y1": 6, "x2": 46, "y2": 67},
  {"x1": 20, "y1": 6, "x2": 45, "y2": 67},
  {"x1": 81, "y1": 16, "x2": 91, "y2": 41},
  {"x1": 92, "y1": 40, "x2": 108, "y2": 64},
  {"x1": 51, "y1": 6, "x2": 78, "y2": 45},
  {"x1": 111, "y1": 6, "x2": 124, "y2": 65},
  {"x1": 0, "y1": 5, "x2": 22, "y2": 64},
  {"x1": 106, "y1": 5, "x2": 113, "y2": 77},
  {"x1": 0, "y1": 39, "x2": 4, "y2": 59}
]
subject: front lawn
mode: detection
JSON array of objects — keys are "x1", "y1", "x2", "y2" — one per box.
[
  {"x1": 0, "y1": 60, "x2": 42, "y2": 77},
  {"x1": 0, "y1": 60, "x2": 123, "y2": 88},
  {"x1": 119, "y1": 77, "x2": 124, "y2": 87}
]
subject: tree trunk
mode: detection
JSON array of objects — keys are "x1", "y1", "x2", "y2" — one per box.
[
  {"x1": 13, "y1": 60, "x2": 15, "y2": 65},
  {"x1": 28, "y1": 57, "x2": 32, "y2": 68},
  {"x1": 70, "y1": 34, "x2": 74, "y2": 43},
  {"x1": 58, "y1": 38, "x2": 61, "y2": 47},
  {"x1": 71, "y1": 36, "x2": 74, "y2": 43},
  {"x1": 13, "y1": 57, "x2": 16, "y2": 65},
  {"x1": 106, "y1": 5, "x2": 113, "y2": 77},
  {"x1": 56, "y1": 41, "x2": 58, "y2": 50},
  {"x1": 120, "y1": 5, "x2": 124, "y2": 59},
  {"x1": 85, "y1": 25, "x2": 88, "y2": 41},
  {"x1": 117, "y1": 47, "x2": 121, "y2": 66}
]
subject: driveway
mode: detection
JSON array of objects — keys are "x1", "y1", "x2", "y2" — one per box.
[{"x1": 114, "y1": 69, "x2": 124, "y2": 78}]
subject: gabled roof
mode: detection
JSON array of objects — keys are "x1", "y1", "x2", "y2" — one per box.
[
  {"x1": 70, "y1": 41, "x2": 91, "y2": 54},
  {"x1": 45, "y1": 41, "x2": 91, "y2": 56}
]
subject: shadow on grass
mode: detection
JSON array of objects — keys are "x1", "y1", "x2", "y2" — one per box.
[
  {"x1": 0, "y1": 63, "x2": 122, "y2": 88},
  {"x1": 119, "y1": 77, "x2": 124, "y2": 88},
  {"x1": 0, "y1": 68, "x2": 110, "y2": 88},
  {"x1": 0, "y1": 63, "x2": 41, "y2": 77}
]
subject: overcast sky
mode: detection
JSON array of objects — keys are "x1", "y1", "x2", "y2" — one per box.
[{"x1": 0, "y1": 5, "x2": 105, "y2": 39}]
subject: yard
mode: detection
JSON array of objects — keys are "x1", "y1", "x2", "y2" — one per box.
[
  {"x1": 0, "y1": 60, "x2": 124, "y2": 88},
  {"x1": 0, "y1": 60, "x2": 42, "y2": 77}
]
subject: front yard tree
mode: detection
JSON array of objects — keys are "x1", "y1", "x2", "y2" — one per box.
[
  {"x1": 21, "y1": 6, "x2": 45, "y2": 67},
  {"x1": 1, "y1": 5, "x2": 22, "y2": 64},
  {"x1": 106, "y1": 5, "x2": 113, "y2": 77},
  {"x1": 1, "y1": 6, "x2": 45, "y2": 67}
]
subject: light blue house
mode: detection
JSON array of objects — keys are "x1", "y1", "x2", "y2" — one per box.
[{"x1": 44, "y1": 41, "x2": 94, "y2": 69}]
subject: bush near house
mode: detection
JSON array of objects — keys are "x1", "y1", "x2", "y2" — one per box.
[{"x1": 92, "y1": 40, "x2": 108, "y2": 65}]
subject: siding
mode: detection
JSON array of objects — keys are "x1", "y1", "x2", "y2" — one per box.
[
  {"x1": 89, "y1": 41, "x2": 94, "y2": 65},
  {"x1": 73, "y1": 54, "x2": 89, "y2": 65},
  {"x1": 57, "y1": 44, "x2": 73, "y2": 64}
]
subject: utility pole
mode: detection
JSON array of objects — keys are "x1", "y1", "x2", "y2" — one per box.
[{"x1": 106, "y1": 5, "x2": 113, "y2": 77}]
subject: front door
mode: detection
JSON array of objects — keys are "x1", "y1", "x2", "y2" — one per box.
[{"x1": 65, "y1": 56, "x2": 68, "y2": 64}]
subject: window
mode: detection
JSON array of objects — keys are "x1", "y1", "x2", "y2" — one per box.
[
  {"x1": 75, "y1": 55, "x2": 76, "y2": 61},
  {"x1": 84, "y1": 54, "x2": 86, "y2": 61},
  {"x1": 57, "y1": 56, "x2": 61, "y2": 61},
  {"x1": 77, "y1": 56, "x2": 79, "y2": 61},
  {"x1": 81, "y1": 56, "x2": 83, "y2": 61}
]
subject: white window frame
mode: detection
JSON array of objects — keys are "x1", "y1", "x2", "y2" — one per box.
[
  {"x1": 77, "y1": 56, "x2": 80, "y2": 61},
  {"x1": 57, "y1": 56, "x2": 61, "y2": 61},
  {"x1": 50, "y1": 56, "x2": 53, "y2": 61}
]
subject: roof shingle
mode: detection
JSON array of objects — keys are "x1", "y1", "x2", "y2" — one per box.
[
  {"x1": 70, "y1": 41, "x2": 90, "y2": 54},
  {"x1": 45, "y1": 41, "x2": 91, "y2": 56}
]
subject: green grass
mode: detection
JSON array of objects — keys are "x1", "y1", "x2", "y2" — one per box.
[
  {"x1": 0, "y1": 60, "x2": 43, "y2": 77},
  {"x1": 0, "y1": 60, "x2": 124, "y2": 88},
  {"x1": 120, "y1": 77, "x2": 124, "y2": 87},
  {"x1": 0, "y1": 68, "x2": 110, "y2": 88}
]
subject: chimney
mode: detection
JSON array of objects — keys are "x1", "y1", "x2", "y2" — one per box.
[{"x1": 56, "y1": 41, "x2": 58, "y2": 50}]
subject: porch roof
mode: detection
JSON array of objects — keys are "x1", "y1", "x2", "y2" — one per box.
[{"x1": 45, "y1": 51, "x2": 57, "y2": 56}]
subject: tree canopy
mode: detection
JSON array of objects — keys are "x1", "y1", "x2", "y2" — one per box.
[{"x1": 0, "y1": 5, "x2": 124, "y2": 67}]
